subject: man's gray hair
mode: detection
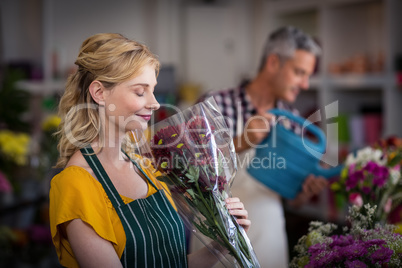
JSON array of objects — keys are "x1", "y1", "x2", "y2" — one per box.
[{"x1": 258, "y1": 26, "x2": 321, "y2": 72}]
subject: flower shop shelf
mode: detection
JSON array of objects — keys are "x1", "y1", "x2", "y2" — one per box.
[{"x1": 16, "y1": 80, "x2": 65, "y2": 95}]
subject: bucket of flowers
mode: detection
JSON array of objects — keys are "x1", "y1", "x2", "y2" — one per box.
[{"x1": 290, "y1": 204, "x2": 402, "y2": 267}]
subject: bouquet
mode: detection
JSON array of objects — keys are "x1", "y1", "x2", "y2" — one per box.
[
  {"x1": 290, "y1": 204, "x2": 402, "y2": 267},
  {"x1": 123, "y1": 97, "x2": 260, "y2": 267},
  {"x1": 331, "y1": 138, "x2": 402, "y2": 222}
]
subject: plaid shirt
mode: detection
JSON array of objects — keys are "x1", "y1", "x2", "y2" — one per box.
[{"x1": 199, "y1": 81, "x2": 301, "y2": 138}]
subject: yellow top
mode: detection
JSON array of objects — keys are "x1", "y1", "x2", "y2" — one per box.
[{"x1": 49, "y1": 165, "x2": 175, "y2": 268}]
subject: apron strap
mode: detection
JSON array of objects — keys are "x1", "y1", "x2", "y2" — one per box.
[
  {"x1": 80, "y1": 146, "x2": 125, "y2": 208},
  {"x1": 120, "y1": 149, "x2": 159, "y2": 191}
]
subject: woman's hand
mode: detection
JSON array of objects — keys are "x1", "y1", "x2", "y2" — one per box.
[{"x1": 225, "y1": 197, "x2": 251, "y2": 232}]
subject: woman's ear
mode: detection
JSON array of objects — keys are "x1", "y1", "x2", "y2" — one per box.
[{"x1": 88, "y1": 81, "x2": 105, "y2": 105}]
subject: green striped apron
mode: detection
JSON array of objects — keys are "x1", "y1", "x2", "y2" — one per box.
[{"x1": 80, "y1": 147, "x2": 188, "y2": 268}]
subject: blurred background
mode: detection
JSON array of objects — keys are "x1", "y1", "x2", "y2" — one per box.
[{"x1": 0, "y1": 0, "x2": 401, "y2": 267}]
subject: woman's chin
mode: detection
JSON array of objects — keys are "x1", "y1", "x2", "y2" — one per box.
[{"x1": 124, "y1": 124, "x2": 147, "y2": 133}]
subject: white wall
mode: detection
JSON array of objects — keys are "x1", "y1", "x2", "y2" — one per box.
[
  {"x1": 1, "y1": 0, "x2": 259, "y2": 93},
  {"x1": 46, "y1": 0, "x2": 148, "y2": 79},
  {"x1": 0, "y1": 0, "x2": 43, "y2": 64},
  {"x1": 183, "y1": 1, "x2": 255, "y2": 93}
]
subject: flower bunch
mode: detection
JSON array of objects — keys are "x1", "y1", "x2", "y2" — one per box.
[
  {"x1": 290, "y1": 204, "x2": 402, "y2": 267},
  {"x1": 127, "y1": 98, "x2": 260, "y2": 267},
  {"x1": 331, "y1": 139, "x2": 402, "y2": 222},
  {"x1": 0, "y1": 130, "x2": 31, "y2": 166},
  {"x1": 41, "y1": 115, "x2": 61, "y2": 132}
]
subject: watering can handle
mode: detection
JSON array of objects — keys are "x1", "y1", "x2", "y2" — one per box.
[
  {"x1": 268, "y1": 108, "x2": 326, "y2": 153},
  {"x1": 313, "y1": 164, "x2": 344, "y2": 179}
]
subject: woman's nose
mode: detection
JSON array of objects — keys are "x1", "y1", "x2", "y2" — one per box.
[
  {"x1": 147, "y1": 94, "x2": 160, "y2": 111},
  {"x1": 148, "y1": 103, "x2": 160, "y2": 111}
]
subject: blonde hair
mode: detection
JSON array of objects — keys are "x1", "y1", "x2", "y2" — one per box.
[{"x1": 56, "y1": 33, "x2": 160, "y2": 168}]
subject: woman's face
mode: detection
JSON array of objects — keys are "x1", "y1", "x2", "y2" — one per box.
[{"x1": 103, "y1": 64, "x2": 160, "y2": 134}]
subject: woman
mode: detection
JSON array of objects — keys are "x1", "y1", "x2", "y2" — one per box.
[{"x1": 49, "y1": 33, "x2": 250, "y2": 268}]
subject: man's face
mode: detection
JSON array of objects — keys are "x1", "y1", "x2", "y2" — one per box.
[{"x1": 272, "y1": 50, "x2": 316, "y2": 104}]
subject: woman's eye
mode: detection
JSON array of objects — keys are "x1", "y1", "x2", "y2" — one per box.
[{"x1": 136, "y1": 92, "x2": 144, "y2": 97}]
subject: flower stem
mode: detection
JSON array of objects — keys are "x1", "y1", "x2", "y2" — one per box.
[{"x1": 193, "y1": 178, "x2": 246, "y2": 266}]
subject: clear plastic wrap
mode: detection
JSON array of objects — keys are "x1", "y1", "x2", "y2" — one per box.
[{"x1": 122, "y1": 97, "x2": 260, "y2": 267}]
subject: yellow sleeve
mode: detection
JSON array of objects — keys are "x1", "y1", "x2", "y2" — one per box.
[{"x1": 49, "y1": 166, "x2": 120, "y2": 267}]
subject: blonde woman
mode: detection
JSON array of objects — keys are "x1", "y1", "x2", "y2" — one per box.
[{"x1": 49, "y1": 33, "x2": 250, "y2": 268}]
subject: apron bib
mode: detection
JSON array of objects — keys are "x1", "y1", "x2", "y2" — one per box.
[{"x1": 81, "y1": 147, "x2": 187, "y2": 268}]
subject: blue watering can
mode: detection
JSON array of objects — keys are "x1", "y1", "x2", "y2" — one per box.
[{"x1": 246, "y1": 109, "x2": 343, "y2": 199}]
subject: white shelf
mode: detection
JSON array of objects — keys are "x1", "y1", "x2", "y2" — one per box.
[
  {"x1": 16, "y1": 80, "x2": 65, "y2": 95},
  {"x1": 327, "y1": 74, "x2": 387, "y2": 89},
  {"x1": 266, "y1": 0, "x2": 319, "y2": 14}
]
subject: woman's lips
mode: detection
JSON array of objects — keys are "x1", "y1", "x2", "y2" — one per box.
[{"x1": 137, "y1": 114, "x2": 151, "y2": 121}]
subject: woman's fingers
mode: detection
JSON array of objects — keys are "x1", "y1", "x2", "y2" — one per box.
[{"x1": 225, "y1": 197, "x2": 251, "y2": 232}]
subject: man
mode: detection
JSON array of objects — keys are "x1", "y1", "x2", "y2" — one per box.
[{"x1": 195, "y1": 26, "x2": 328, "y2": 267}]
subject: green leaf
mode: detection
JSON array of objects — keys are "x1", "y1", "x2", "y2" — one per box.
[
  {"x1": 388, "y1": 154, "x2": 402, "y2": 167},
  {"x1": 185, "y1": 173, "x2": 194, "y2": 181},
  {"x1": 186, "y1": 189, "x2": 195, "y2": 199},
  {"x1": 188, "y1": 166, "x2": 200, "y2": 180}
]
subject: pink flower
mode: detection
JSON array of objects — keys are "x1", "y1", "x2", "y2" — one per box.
[
  {"x1": 349, "y1": 193, "x2": 363, "y2": 208},
  {"x1": 384, "y1": 198, "x2": 392, "y2": 213},
  {"x1": 0, "y1": 171, "x2": 12, "y2": 193}
]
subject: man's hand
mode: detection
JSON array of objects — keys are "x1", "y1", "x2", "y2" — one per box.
[
  {"x1": 288, "y1": 174, "x2": 328, "y2": 208},
  {"x1": 234, "y1": 113, "x2": 275, "y2": 153}
]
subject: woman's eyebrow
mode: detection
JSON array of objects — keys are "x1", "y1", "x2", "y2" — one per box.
[
  {"x1": 130, "y1": 83, "x2": 149, "y2": 88},
  {"x1": 130, "y1": 82, "x2": 158, "y2": 88}
]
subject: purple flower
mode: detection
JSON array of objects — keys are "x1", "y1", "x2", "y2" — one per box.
[
  {"x1": 346, "y1": 170, "x2": 364, "y2": 190},
  {"x1": 317, "y1": 251, "x2": 337, "y2": 266},
  {"x1": 307, "y1": 251, "x2": 338, "y2": 267},
  {"x1": 364, "y1": 239, "x2": 386, "y2": 248},
  {"x1": 372, "y1": 168, "x2": 389, "y2": 187},
  {"x1": 369, "y1": 246, "x2": 393, "y2": 264},
  {"x1": 308, "y1": 242, "x2": 327, "y2": 256},
  {"x1": 361, "y1": 186, "x2": 371, "y2": 195},
  {"x1": 345, "y1": 259, "x2": 367, "y2": 268},
  {"x1": 340, "y1": 242, "x2": 368, "y2": 259},
  {"x1": 364, "y1": 161, "x2": 379, "y2": 173},
  {"x1": 330, "y1": 234, "x2": 354, "y2": 247},
  {"x1": 372, "y1": 165, "x2": 389, "y2": 179},
  {"x1": 364, "y1": 161, "x2": 389, "y2": 187}
]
